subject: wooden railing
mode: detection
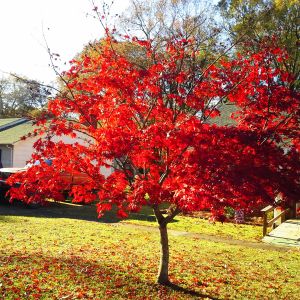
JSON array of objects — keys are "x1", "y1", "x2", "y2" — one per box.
[{"x1": 261, "y1": 205, "x2": 290, "y2": 237}]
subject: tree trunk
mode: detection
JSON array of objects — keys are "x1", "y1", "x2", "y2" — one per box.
[{"x1": 157, "y1": 223, "x2": 170, "y2": 285}]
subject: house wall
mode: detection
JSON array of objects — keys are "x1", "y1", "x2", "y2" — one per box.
[
  {"x1": 0, "y1": 145, "x2": 13, "y2": 167},
  {"x1": 13, "y1": 137, "x2": 38, "y2": 167},
  {"x1": 12, "y1": 134, "x2": 113, "y2": 177},
  {"x1": 13, "y1": 134, "x2": 87, "y2": 167}
]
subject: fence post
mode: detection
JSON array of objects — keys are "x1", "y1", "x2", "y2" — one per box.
[{"x1": 263, "y1": 212, "x2": 268, "y2": 237}]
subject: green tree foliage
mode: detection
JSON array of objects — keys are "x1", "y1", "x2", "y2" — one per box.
[
  {"x1": 218, "y1": 0, "x2": 300, "y2": 89},
  {"x1": 76, "y1": 39, "x2": 149, "y2": 69},
  {"x1": 66, "y1": 0, "x2": 225, "y2": 100},
  {"x1": 0, "y1": 75, "x2": 50, "y2": 118}
]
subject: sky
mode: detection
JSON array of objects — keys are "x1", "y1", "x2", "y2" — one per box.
[{"x1": 0, "y1": 0, "x2": 130, "y2": 84}]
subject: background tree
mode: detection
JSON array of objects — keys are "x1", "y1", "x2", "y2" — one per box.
[
  {"x1": 121, "y1": 1, "x2": 217, "y2": 38},
  {"x1": 218, "y1": 0, "x2": 300, "y2": 90},
  {"x1": 77, "y1": 39, "x2": 150, "y2": 68},
  {"x1": 0, "y1": 75, "x2": 50, "y2": 118},
  {"x1": 117, "y1": 0, "x2": 224, "y2": 65},
  {"x1": 8, "y1": 34, "x2": 299, "y2": 285},
  {"x1": 218, "y1": 0, "x2": 300, "y2": 214}
]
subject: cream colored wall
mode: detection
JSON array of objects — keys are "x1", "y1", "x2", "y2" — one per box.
[
  {"x1": 13, "y1": 132, "x2": 90, "y2": 167},
  {"x1": 12, "y1": 134, "x2": 113, "y2": 177},
  {"x1": 12, "y1": 137, "x2": 37, "y2": 167}
]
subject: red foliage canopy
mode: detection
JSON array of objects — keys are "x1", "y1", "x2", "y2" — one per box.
[{"x1": 8, "y1": 37, "x2": 300, "y2": 219}]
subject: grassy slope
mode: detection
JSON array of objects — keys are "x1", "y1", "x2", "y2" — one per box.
[
  {"x1": 0, "y1": 207, "x2": 299, "y2": 299},
  {"x1": 2, "y1": 201, "x2": 264, "y2": 241},
  {"x1": 126, "y1": 206, "x2": 263, "y2": 242}
]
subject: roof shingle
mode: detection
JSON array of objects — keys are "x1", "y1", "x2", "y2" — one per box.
[{"x1": 0, "y1": 118, "x2": 36, "y2": 144}]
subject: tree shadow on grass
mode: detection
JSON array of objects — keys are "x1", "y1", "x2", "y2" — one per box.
[
  {"x1": 165, "y1": 282, "x2": 220, "y2": 299},
  {"x1": 0, "y1": 200, "x2": 118, "y2": 222},
  {"x1": 0, "y1": 200, "x2": 178, "y2": 224},
  {"x1": 0, "y1": 251, "x2": 218, "y2": 299}
]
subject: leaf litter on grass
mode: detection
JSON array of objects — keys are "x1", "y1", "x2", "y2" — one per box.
[{"x1": 0, "y1": 215, "x2": 299, "y2": 299}]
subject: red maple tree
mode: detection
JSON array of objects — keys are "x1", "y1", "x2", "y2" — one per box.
[{"x1": 8, "y1": 36, "x2": 299, "y2": 284}]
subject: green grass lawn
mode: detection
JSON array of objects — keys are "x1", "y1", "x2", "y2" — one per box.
[
  {"x1": 126, "y1": 206, "x2": 263, "y2": 242},
  {"x1": 40, "y1": 202, "x2": 264, "y2": 242},
  {"x1": 0, "y1": 203, "x2": 299, "y2": 299}
]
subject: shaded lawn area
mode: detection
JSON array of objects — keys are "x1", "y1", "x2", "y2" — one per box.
[
  {"x1": 0, "y1": 201, "x2": 263, "y2": 242},
  {"x1": 0, "y1": 204, "x2": 299, "y2": 299}
]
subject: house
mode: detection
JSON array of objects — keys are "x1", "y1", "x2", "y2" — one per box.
[
  {"x1": 0, "y1": 118, "x2": 35, "y2": 168},
  {"x1": 0, "y1": 117, "x2": 96, "y2": 168},
  {"x1": 0, "y1": 117, "x2": 97, "y2": 168},
  {"x1": 0, "y1": 117, "x2": 113, "y2": 177}
]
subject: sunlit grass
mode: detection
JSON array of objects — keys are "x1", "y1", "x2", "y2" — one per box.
[
  {"x1": 0, "y1": 206, "x2": 299, "y2": 299},
  {"x1": 126, "y1": 206, "x2": 262, "y2": 242}
]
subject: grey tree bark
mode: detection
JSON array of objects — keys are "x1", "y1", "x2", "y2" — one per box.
[
  {"x1": 157, "y1": 223, "x2": 170, "y2": 284},
  {"x1": 153, "y1": 204, "x2": 180, "y2": 285}
]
